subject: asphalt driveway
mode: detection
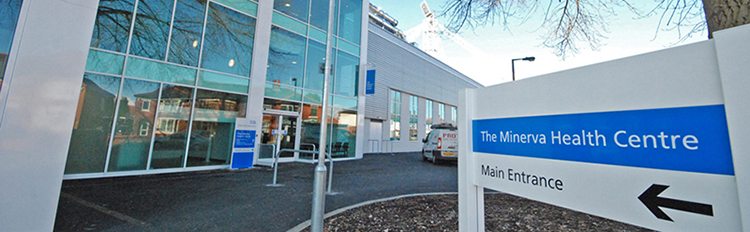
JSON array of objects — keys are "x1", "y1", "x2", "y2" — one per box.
[{"x1": 54, "y1": 152, "x2": 457, "y2": 231}]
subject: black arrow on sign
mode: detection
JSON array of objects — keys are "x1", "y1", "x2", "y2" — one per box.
[{"x1": 638, "y1": 184, "x2": 714, "y2": 222}]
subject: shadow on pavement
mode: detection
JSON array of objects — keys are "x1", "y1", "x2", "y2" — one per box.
[{"x1": 54, "y1": 152, "x2": 457, "y2": 231}]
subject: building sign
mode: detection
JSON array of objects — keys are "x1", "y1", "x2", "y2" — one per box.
[
  {"x1": 231, "y1": 119, "x2": 257, "y2": 169},
  {"x1": 473, "y1": 105, "x2": 733, "y2": 175},
  {"x1": 366, "y1": 69, "x2": 375, "y2": 95},
  {"x1": 458, "y1": 35, "x2": 750, "y2": 232}
]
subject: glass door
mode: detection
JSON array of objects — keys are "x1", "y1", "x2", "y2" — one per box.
[{"x1": 259, "y1": 114, "x2": 298, "y2": 163}]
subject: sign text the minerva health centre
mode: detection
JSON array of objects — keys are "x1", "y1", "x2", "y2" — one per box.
[{"x1": 473, "y1": 105, "x2": 734, "y2": 178}]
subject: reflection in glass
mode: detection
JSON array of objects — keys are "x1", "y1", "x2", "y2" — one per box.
[
  {"x1": 299, "y1": 104, "x2": 323, "y2": 158},
  {"x1": 263, "y1": 98, "x2": 300, "y2": 112},
  {"x1": 334, "y1": 50, "x2": 358, "y2": 97},
  {"x1": 129, "y1": 0, "x2": 173, "y2": 60},
  {"x1": 187, "y1": 90, "x2": 247, "y2": 167},
  {"x1": 260, "y1": 114, "x2": 279, "y2": 159},
  {"x1": 329, "y1": 108, "x2": 356, "y2": 157},
  {"x1": 425, "y1": 99, "x2": 433, "y2": 135},
  {"x1": 168, "y1": 0, "x2": 206, "y2": 67},
  {"x1": 303, "y1": 90, "x2": 322, "y2": 104},
  {"x1": 452, "y1": 106, "x2": 457, "y2": 123},
  {"x1": 409, "y1": 95, "x2": 418, "y2": 141},
  {"x1": 267, "y1": 26, "x2": 306, "y2": 87},
  {"x1": 259, "y1": 114, "x2": 297, "y2": 158},
  {"x1": 337, "y1": 0, "x2": 361, "y2": 45},
  {"x1": 390, "y1": 90, "x2": 400, "y2": 141},
  {"x1": 65, "y1": 73, "x2": 122, "y2": 174},
  {"x1": 273, "y1": 0, "x2": 309, "y2": 23},
  {"x1": 151, "y1": 85, "x2": 194, "y2": 169},
  {"x1": 90, "y1": 0, "x2": 136, "y2": 53},
  {"x1": 309, "y1": 0, "x2": 329, "y2": 30},
  {"x1": 278, "y1": 116, "x2": 297, "y2": 158},
  {"x1": 0, "y1": 0, "x2": 22, "y2": 93},
  {"x1": 201, "y1": 3, "x2": 256, "y2": 77},
  {"x1": 109, "y1": 78, "x2": 160, "y2": 172},
  {"x1": 264, "y1": 82, "x2": 303, "y2": 101},
  {"x1": 304, "y1": 41, "x2": 326, "y2": 92},
  {"x1": 438, "y1": 103, "x2": 445, "y2": 124}
]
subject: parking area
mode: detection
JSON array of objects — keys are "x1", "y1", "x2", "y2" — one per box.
[{"x1": 54, "y1": 152, "x2": 457, "y2": 231}]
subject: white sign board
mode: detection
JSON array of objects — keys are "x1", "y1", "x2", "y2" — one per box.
[{"x1": 458, "y1": 27, "x2": 750, "y2": 232}]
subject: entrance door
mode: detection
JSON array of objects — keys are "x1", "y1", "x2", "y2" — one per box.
[
  {"x1": 259, "y1": 114, "x2": 298, "y2": 163},
  {"x1": 368, "y1": 120, "x2": 382, "y2": 153}
]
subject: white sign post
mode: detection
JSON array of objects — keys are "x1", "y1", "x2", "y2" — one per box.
[{"x1": 459, "y1": 25, "x2": 750, "y2": 232}]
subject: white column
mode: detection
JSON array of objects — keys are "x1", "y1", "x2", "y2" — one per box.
[
  {"x1": 247, "y1": 0, "x2": 275, "y2": 164},
  {"x1": 0, "y1": 0, "x2": 99, "y2": 231},
  {"x1": 458, "y1": 88, "x2": 484, "y2": 231}
]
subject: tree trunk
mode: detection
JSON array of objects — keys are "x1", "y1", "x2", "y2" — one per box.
[{"x1": 702, "y1": 0, "x2": 750, "y2": 38}]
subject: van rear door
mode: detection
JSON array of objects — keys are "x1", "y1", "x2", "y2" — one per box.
[{"x1": 439, "y1": 130, "x2": 458, "y2": 150}]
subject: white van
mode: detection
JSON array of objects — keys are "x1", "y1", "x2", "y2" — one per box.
[{"x1": 421, "y1": 123, "x2": 458, "y2": 163}]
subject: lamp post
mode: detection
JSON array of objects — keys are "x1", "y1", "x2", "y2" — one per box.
[{"x1": 511, "y1": 56, "x2": 535, "y2": 81}]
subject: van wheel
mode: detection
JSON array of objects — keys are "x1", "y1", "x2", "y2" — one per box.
[
  {"x1": 422, "y1": 149, "x2": 429, "y2": 161},
  {"x1": 431, "y1": 151, "x2": 440, "y2": 164}
]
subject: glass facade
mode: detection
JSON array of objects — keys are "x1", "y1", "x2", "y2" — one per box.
[
  {"x1": 66, "y1": 0, "x2": 363, "y2": 176},
  {"x1": 438, "y1": 103, "x2": 445, "y2": 124},
  {"x1": 409, "y1": 95, "x2": 418, "y2": 141},
  {"x1": 389, "y1": 90, "x2": 400, "y2": 141},
  {"x1": 0, "y1": 0, "x2": 23, "y2": 94},
  {"x1": 425, "y1": 99, "x2": 433, "y2": 135},
  {"x1": 67, "y1": 0, "x2": 260, "y2": 175},
  {"x1": 451, "y1": 106, "x2": 457, "y2": 123}
]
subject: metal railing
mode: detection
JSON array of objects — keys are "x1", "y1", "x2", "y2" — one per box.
[
  {"x1": 368, "y1": 139, "x2": 381, "y2": 153},
  {"x1": 266, "y1": 148, "x2": 337, "y2": 195}
]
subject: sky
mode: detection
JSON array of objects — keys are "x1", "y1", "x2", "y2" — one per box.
[{"x1": 368, "y1": 0, "x2": 708, "y2": 86}]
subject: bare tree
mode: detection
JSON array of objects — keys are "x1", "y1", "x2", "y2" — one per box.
[{"x1": 441, "y1": 0, "x2": 749, "y2": 58}]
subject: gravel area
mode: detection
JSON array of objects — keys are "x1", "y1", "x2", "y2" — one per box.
[{"x1": 301, "y1": 193, "x2": 656, "y2": 232}]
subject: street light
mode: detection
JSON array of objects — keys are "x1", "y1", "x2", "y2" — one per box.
[{"x1": 511, "y1": 56, "x2": 536, "y2": 81}]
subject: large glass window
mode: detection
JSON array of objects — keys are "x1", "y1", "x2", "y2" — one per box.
[
  {"x1": 168, "y1": 0, "x2": 206, "y2": 67},
  {"x1": 90, "y1": 0, "x2": 136, "y2": 53},
  {"x1": 201, "y1": 3, "x2": 256, "y2": 77},
  {"x1": 425, "y1": 99, "x2": 433, "y2": 135},
  {"x1": 329, "y1": 108, "x2": 356, "y2": 157},
  {"x1": 409, "y1": 95, "x2": 418, "y2": 141},
  {"x1": 109, "y1": 78, "x2": 160, "y2": 172},
  {"x1": 187, "y1": 90, "x2": 247, "y2": 167},
  {"x1": 151, "y1": 85, "x2": 194, "y2": 169},
  {"x1": 65, "y1": 74, "x2": 122, "y2": 174},
  {"x1": 129, "y1": 0, "x2": 174, "y2": 60},
  {"x1": 267, "y1": 26, "x2": 306, "y2": 87},
  {"x1": 334, "y1": 50, "x2": 358, "y2": 97},
  {"x1": 309, "y1": 0, "x2": 329, "y2": 30},
  {"x1": 337, "y1": 0, "x2": 361, "y2": 45},
  {"x1": 300, "y1": 103, "x2": 323, "y2": 153},
  {"x1": 304, "y1": 41, "x2": 326, "y2": 91},
  {"x1": 390, "y1": 90, "x2": 400, "y2": 141},
  {"x1": 0, "y1": 0, "x2": 22, "y2": 94},
  {"x1": 263, "y1": 98, "x2": 300, "y2": 112},
  {"x1": 274, "y1": 0, "x2": 308, "y2": 22},
  {"x1": 438, "y1": 103, "x2": 445, "y2": 124},
  {"x1": 451, "y1": 106, "x2": 457, "y2": 124}
]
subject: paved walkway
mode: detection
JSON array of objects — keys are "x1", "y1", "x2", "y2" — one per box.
[{"x1": 54, "y1": 152, "x2": 458, "y2": 231}]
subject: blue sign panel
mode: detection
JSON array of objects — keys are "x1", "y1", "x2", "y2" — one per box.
[
  {"x1": 366, "y1": 69, "x2": 375, "y2": 95},
  {"x1": 473, "y1": 104, "x2": 733, "y2": 175},
  {"x1": 232, "y1": 130, "x2": 256, "y2": 169},
  {"x1": 234, "y1": 130, "x2": 256, "y2": 148}
]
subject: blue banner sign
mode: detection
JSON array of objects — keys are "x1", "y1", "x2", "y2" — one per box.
[
  {"x1": 366, "y1": 69, "x2": 375, "y2": 95},
  {"x1": 473, "y1": 105, "x2": 733, "y2": 175}
]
